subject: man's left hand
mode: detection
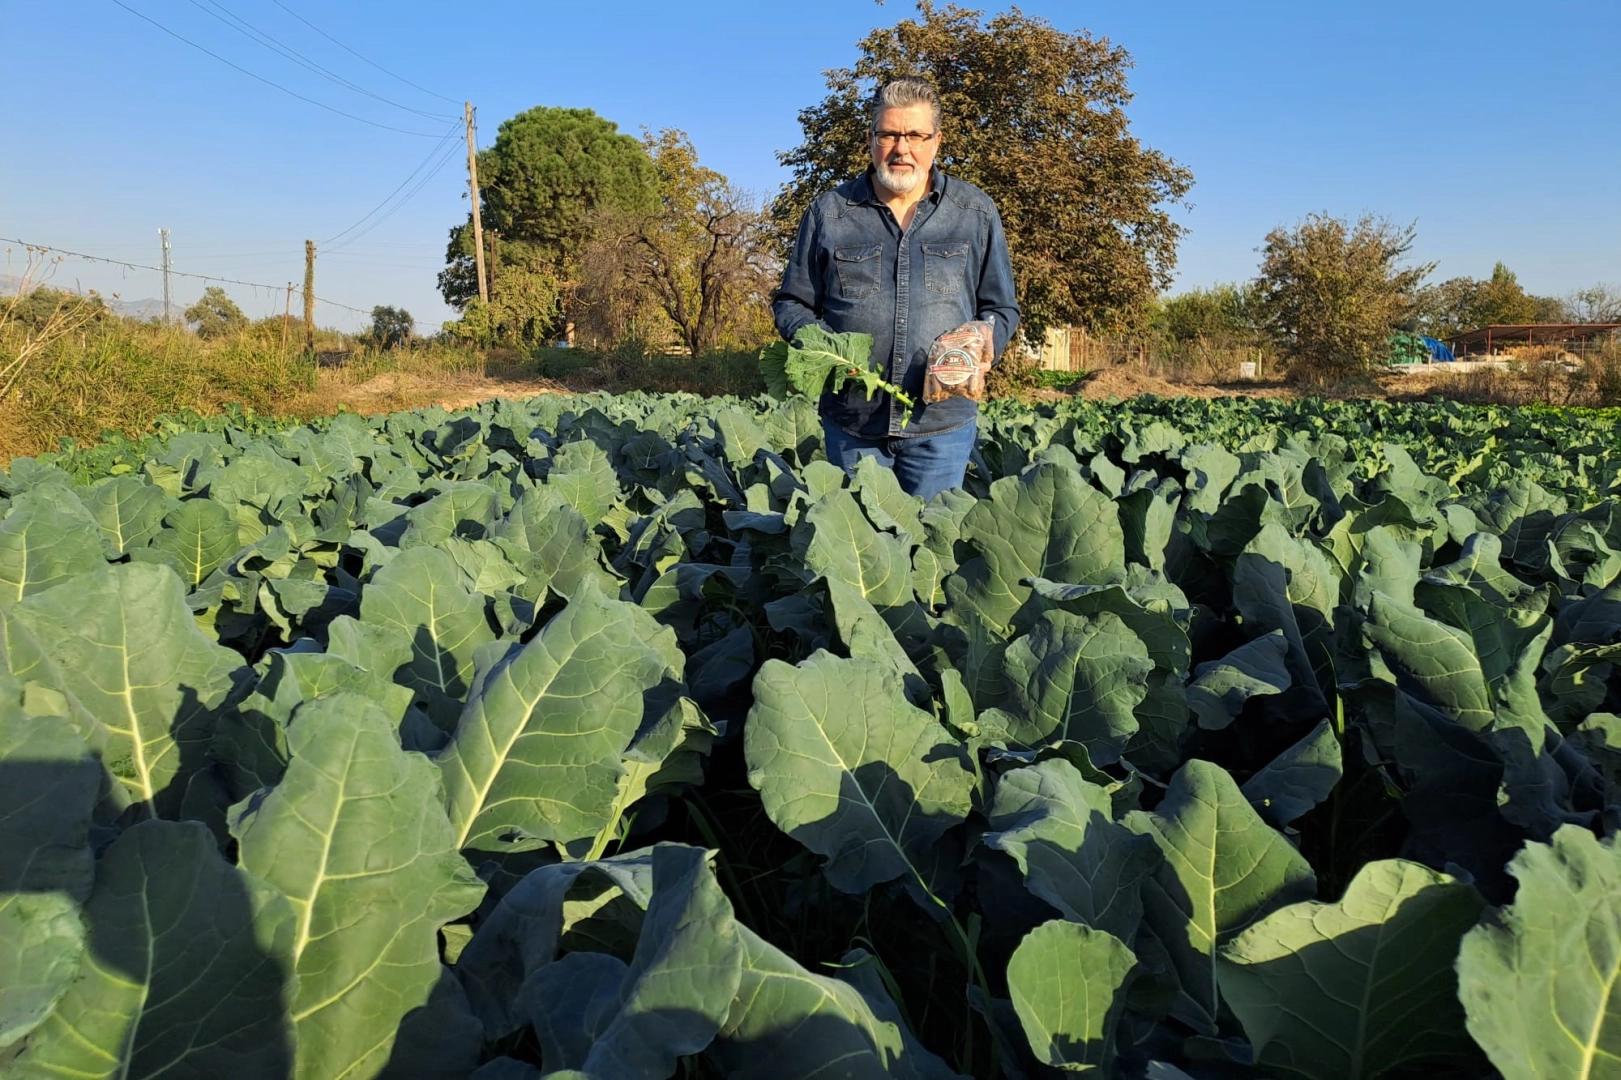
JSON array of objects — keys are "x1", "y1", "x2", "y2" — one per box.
[{"x1": 950, "y1": 320, "x2": 995, "y2": 371}]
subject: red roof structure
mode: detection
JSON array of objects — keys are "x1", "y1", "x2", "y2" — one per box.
[{"x1": 1446, "y1": 323, "x2": 1621, "y2": 356}]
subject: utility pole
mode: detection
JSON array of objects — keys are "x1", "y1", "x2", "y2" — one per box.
[
  {"x1": 281, "y1": 282, "x2": 293, "y2": 362},
  {"x1": 158, "y1": 228, "x2": 172, "y2": 323},
  {"x1": 303, "y1": 241, "x2": 316, "y2": 354},
  {"x1": 488, "y1": 230, "x2": 498, "y2": 301},
  {"x1": 465, "y1": 101, "x2": 488, "y2": 303}
]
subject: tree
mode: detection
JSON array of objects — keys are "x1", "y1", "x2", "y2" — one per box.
[
  {"x1": 571, "y1": 216, "x2": 667, "y2": 350},
  {"x1": 365, "y1": 305, "x2": 414, "y2": 350},
  {"x1": 1566, "y1": 283, "x2": 1621, "y2": 323},
  {"x1": 1150, "y1": 283, "x2": 1260, "y2": 344},
  {"x1": 771, "y1": 1, "x2": 1193, "y2": 341},
  {"x1": 439, "y1": 106, "x2": 657, "y2": 345},
  {"x1": 1415, "y1": 265, "x2": 1566, "y2": 338},
  {"x1": 1532, "y1": 293, "x2": 1570, "y2": 324},
  {"x1": 1412, "y1": 276, "x2": 1481, "y2": 339},
  {"x1": 184, "y1": 286, "x2": 246, "y2": 339},
  {"x1": 1471, "y1": 262, "x2": 1538, "y2": 326},
  {"x1": 628, "y1": 129, "x2": 775, "y2": 356},
  {"x1": 1254, "y1": 212, "x2": 1433, "y2": 381}
]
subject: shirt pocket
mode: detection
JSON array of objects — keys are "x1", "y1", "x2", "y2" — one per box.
[
  {"x1": 922, "y1": 239, "x2": 969, "y2": 294},
  {"x1": 833, "y1": 244, "x2": 882, "y2": 300}
]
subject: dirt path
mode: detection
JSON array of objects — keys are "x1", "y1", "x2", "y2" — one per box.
[
  {"x1": 292, "y1": 365, "x2": 1500, "y2": 419},
  {"x1": 1068, "y1": 366, "x2": 1485, "y2": 404},
  {"x1": 1073, "y1": 369, "x2": 1298, "y2": 400},
  {"x1": 286, "y1": 371, "x2": 573, "y2": 418}
]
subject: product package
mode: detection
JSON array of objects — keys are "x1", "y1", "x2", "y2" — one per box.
[{"x1": 922, "y1": 318, "x2": 994, "y2": 404}]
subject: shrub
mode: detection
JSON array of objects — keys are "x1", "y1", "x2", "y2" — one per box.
[{"x1": 1255, "y1": 213, "x2": 1432, "y2": 384}]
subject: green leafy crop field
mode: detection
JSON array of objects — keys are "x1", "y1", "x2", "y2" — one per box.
[{"x1": 1, "y1": 391, "x2": 1617, "y2": 1079}]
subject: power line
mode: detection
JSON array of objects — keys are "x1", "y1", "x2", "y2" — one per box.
[
  {"x1": 1, "y1": 238, "x2": 374, "y2": 316},
  {"x1": 176, "y1": 248, "x2": 443, "y2": 262},
  {"x1": 321, "y1": 120, "x2": 462, "y2": 246},
  {"x1": 182, "y1": 0, "x2": 456, "y2": 122},
  {"x1": 323, "y1": 139, "x2": 465, "y2": 252},
  {"x1": 266, "y1": 0, "x2": 462, "y2": 107},
  {"x1": 326, "y1": 140, "x2": 463, "y2": 252},
  {"x1": 169, "y1": 251, "x2": 304, "y2": 261},
  {"x1": 108, "y1": 0, "x2": 450, "y2": 138},
  {"x1": 296, "y1": 256, "x2": 443, "y2": 270}
]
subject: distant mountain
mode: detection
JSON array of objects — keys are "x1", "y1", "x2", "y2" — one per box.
[
  {"x1": 106, "y1": 296, "x2": 168, "y2": 320},
  {"x1": 0, "y1": 273, "x2": 168, "y2": 320}
]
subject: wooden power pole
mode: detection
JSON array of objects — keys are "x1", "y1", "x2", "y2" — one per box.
[
  {"x1": 465, "y1": 101, "x2": 488, "y2": 303},
  {"x1": 303, "y1": 240, "x2": 316, "y2": 354},
  {"x1": 281, "y1": 282, "x2": 293, "y2": 361},
  {"x1": 488, "y1": 230, "x2": 499, "y2": 301}
]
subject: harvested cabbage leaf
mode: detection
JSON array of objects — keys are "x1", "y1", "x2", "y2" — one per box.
[{"x1": 759, "y1": 325, "x2": 915, "y2": 420}]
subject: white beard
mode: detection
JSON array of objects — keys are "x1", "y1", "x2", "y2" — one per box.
[{"x1": 874, "y1": 162, "x2": 923, "y2": 195}]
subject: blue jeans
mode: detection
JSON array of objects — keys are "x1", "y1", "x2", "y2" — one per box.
[{"x1": 821, "y1": 420, "x2": 978, "y2": 502}]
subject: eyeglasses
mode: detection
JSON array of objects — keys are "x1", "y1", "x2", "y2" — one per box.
[{"x1": 872, "y1": 130, "x2": 939, "y2": 148}]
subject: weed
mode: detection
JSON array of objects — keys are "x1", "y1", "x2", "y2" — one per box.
[{"x1": 1032, "y1": 368, "x2": 1088, "y2": 390}]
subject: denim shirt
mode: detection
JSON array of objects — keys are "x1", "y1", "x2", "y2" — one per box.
[{"x1": 771, "y1": 168, "x2": 1020, "y2": 439}]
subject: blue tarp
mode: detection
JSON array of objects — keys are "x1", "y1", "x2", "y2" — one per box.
[{"x1": 1421, "y1": 336, "x2": 1455, "y2": 362}]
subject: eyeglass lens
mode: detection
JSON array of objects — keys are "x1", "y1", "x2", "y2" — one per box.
[{"x1": 874, "y1": 131, "x2": 936, "y2": 146}]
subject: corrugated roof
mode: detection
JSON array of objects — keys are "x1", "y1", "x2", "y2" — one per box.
[{"x1": 1446, "y1": 323, "x2": 1621, "y2": 348}]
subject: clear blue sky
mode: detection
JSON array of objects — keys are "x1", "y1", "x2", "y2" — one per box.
[{"x1": 3, "y1": 0, "x2": 1617, "y2": 332}]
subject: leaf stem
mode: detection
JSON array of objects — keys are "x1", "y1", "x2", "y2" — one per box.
[{"x1": 908, "y1": 865, "x2": 993, "y2": 1070}]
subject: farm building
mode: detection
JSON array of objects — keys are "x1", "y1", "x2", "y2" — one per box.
[{"x1": 1447, "y1": 322, "x2": 1621, "y2": 358}]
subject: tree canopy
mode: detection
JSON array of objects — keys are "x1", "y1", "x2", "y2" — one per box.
[
  {"x1": 1414, "y1": 262, "x2": 1561, "y2": 338},
  {"x1": 184, "y1": 286, "x2": 246, "y2": 340},
  {"x1": 770, "y1": 0, "x2": 1193, "y2": 341},
  {"x1": 1472, "y1": 262, "x2": 1539, "y2": 326},
  {"x1": 628, "y1": 129, "x2": 775, "y2": 356},
  {"x1": 1150, "y1": 283, "x2": 1261, "y2": 345},
  {"x1": 1255, "y1": 212, "x2": 1433, "y2": 381},
  {"x1": 365, "y1": 305, "x2": 414, "y2": 350},
  {"x1": 439, "y1": 106, "x2": 658, "y2": 343}
]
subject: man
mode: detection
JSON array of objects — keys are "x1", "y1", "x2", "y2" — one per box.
[{"x1": 772, "y1": 75, "x2": 1020, "y2": 501}]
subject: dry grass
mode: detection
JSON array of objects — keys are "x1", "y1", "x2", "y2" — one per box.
[
  {"x1": 1381, "y1": 344, "x2": 1621, "y2": 407},
  {"x1": 279, "y1": 343, "x2": 569, "y2": 418},
  {"x1": 1, "y1": 317, "x2": 320, "y2": 459},
  {"x1": 1050, "y1": 340, "x2": 1621, "y2": 410},
  {"x1": 1145, "y1": 337, "x2": 1276, "y2": 385},
  {"x1": 0, "y1": 306, "x2": 770, "y2": 463},
  {"x1": 0, "y1": 309, "x2": 563, "y2": 460}
]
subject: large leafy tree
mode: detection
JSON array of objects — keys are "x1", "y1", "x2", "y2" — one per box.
[
  {"x1": 1255, "y1": 212, "x2": 1433, "y2": 381},
  {"x1": 365, "y1": 305, "x2": 414, "y2": 350},
  {"x1": 1412, "y1": 276, "x2": 1482, "y2": 339},
  {"x1": 1414, "y1": 263, "x2": 1560, "y2": 338},
  {"x1": 771, "y1": 1, "x2": 1193, "y2": 339},
  {"x1": 1471, "y1": 262, "x2": 1539, "y2": 327},
  {"x1": 1150, "y1": 283, "x2": 1262, "y2": 345},
  {"x1": 184, "y1": 286, "x2": 246, "y2": 340},
  {"x1": 439, "y1": 106, "x2": 657, "y2": 343},
  {"x1": 573, "y1": 131, "x2": 777, "y2": 354},
  {"x1": 630, "y1": 129, "x2": 775, "y2": 356}
]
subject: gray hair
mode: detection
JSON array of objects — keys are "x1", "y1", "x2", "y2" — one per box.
[{"x1": 869, "y1": 76, "x2": 941, "y2": 132}]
